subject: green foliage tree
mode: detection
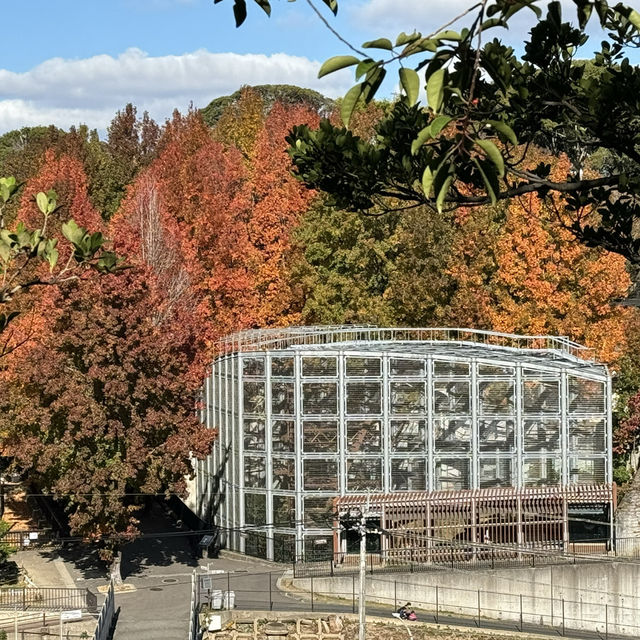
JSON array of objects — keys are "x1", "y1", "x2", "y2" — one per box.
[
  {"x1": 201, "y1": 84, "x2": 334, "y2": 126},
  {"x1": 217, "y1": 0, "x2": 640, "y2": 263}
]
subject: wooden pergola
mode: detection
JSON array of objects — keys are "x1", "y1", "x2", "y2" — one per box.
[{"x1": 334, "y1": 484, "x2": 615, "y2": 559}]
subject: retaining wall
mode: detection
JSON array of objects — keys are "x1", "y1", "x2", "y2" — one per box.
[{"x1": 292, "y1": 561, "x2": 640, "y2": 637}]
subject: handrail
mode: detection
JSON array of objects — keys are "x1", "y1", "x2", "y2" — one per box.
[{"x1": 215, "y1": 326, "x2": 594, "y2": 361}]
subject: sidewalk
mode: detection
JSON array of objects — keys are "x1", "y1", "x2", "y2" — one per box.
[{"x1": 14, "y1": 549, "x2": 78, "y2": 589}]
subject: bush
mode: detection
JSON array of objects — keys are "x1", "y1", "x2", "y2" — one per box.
[{"x1": 614, "y1": 462, "x2": 632, "y2": 486}]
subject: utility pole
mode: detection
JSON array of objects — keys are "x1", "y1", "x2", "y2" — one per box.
[{"x1": 358, "y1": 492, "x2": 371, "y2": 640}]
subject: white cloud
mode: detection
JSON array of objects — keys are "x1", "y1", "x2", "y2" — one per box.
[{"x1": 0, "y1": 48, "x2": 351, "y2": 135}]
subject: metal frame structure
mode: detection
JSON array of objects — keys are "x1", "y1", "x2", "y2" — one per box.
[{"x1": 193, "y1": 326, "x2": 612, "y2": 562}]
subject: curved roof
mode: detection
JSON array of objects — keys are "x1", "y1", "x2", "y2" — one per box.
[{"x1": 217, "y1": 326, "x2": 608, "y2": 377}]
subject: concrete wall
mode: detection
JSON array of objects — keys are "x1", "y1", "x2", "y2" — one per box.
[{"x1": 293, "y1": 562, "x2": 640, "y2": 637}]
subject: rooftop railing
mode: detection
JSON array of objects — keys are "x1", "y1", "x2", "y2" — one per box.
[{"x1": 216, "y1": 325, "x2": 594, "y2": 361}]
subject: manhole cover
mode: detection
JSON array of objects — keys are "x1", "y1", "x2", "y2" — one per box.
[{"x1": 162, "y1": 578, "x2": 179, "y2": 584}]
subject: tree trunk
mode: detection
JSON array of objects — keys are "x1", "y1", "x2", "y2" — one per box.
[{"x1": 109, "y1": 550, "x2": 123, "y2": 585}]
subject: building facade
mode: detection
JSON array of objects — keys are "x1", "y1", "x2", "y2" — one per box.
[{"x1": 191, "y1": 326, "x2": 612, "y2": 562}]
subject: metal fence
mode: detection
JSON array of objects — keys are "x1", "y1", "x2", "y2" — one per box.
[
  {"x1": 188, "y1": 570, "x2": 197, "y2": 640},
  {"x1": 2, "y1": 529, "x2": 58, "y2": 550},
  {"x1": 0, "y1": 586, "x2": 95, "y2": 612},
  {"x1": 292, "y1": 537, "x2": 622, "y2": 579},
  {"x1": 93, "y1": 581, "x2": 115, "y2": 640}
]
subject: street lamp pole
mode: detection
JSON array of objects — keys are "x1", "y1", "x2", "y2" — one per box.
[{"x1": 358, "y1": 492, "x2": 371, "y2": 640}]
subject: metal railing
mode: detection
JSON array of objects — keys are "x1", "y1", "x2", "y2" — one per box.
[
  {"x1": 188, "y1": 570, "x2": 197, "y2": 640},
  {"x1": 293, "y1": 536, "x2": 640, "y2": 579},
  {"x1": 2, "y1": 529, "x2": 58, "y2": 550},
  {"x1": 217, "y1": 325, "x2": 593, "y2": 360},
  {"x1": 93, "y1": 581, "x2": 115, "y2": 640},
  {"x1": 0, "y1": 586, "x2": 95, "y2": 612}
]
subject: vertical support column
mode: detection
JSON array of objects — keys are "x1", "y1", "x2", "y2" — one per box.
[
  {"x1": 294, "y1": 352, "x2": 304, "y2": 560},
  {"x1": 560, "y1": 370, "x2": 569, "y2": 486},
  {"x1": 382, "y1": 355, "x2": 390, "y2": 494},
  {"x1": 207, "y1": 367, "x2": 214, "y2": 520},
  {"x1": 338, "y1": 351, "x2": 347, "y2": 496},
  {"x1": 471, "y1": 359, "x2": 478, "y2": 489},
  {"x1": 515, "y1": 365, "x2": 523, "y2": 488},
  {"x1": 606, "y1": 374, "x2": 614, "y2": 548},
  {"x1": 427, "y1": 355, "x2": 434, "y2": 491},
  {"x1": 234, "y1": 355, "x2": 243, "y2": 553},
  {"x1": 265, "y1": 353, "x2": 274, "y2": 561}
]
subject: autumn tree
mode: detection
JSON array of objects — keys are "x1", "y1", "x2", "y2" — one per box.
[{"x1": 0, "y1": 268, "x2": 213, "y2": 575}]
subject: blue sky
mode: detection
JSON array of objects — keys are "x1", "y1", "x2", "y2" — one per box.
[{"x1": 0, "y1": 0, "x2": 635, "y2": 135}]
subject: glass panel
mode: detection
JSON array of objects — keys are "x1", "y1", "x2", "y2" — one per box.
[
  {"x1": 523, "y1": 458, "x2": 562, "y2": 486},
  {"x1": 479, "y1": 419, "x2": 515, "y2": 451},
  {"x1": 478, "y1": 381, "x2": 514, "y2": 414},
  {"x1": 244, "y1": 419, "x2": 265, "y2": 451},
  {"x1": 435, "y1": 459, "x2": 470, "y2": 490},
  {"x1": 273, "y1": 458, "x2": 295, "y2": 490},
  {"x1": 271, "y1": 357, "x2": 294, "y2": 377},
  {"x1": 272, "y1": 420, "x2": 295, "y2": 452},
  {"x1": 523, "y1": 418, "x2": 561, "y2": 452},
  {"x1": 346, "y1": 382, "x2": 382, "y2": 415},
  {"x1": 568, "y1": 458, "x2": 606, "y2": 484},
  {"x1": 390, "y1": 382, "x2": 426, "y2": 414},
  {"x1": 434, "y1": 381, "x2": 470, "y2": 414},
  {"x1": 245, "y1": 533, "x2": 267, "y2": 559},
  {"x1": 434, "y1": 360, "x2": 469, "y2": 377},
  {"x1": 346, "y1": 357, "x2": 381, "y2": 377},
  {"x1": 434, "y1": 418, "x2": 472, "y2": 451},
  {"x1": 244, "y1": 456, "x2": 266, "y2": 488},
  {"x1": 347, "y1": 420, "x2": 381, "y2": 452},
  {"x1": 302, "y1": 356, "x2": 337, "y2": 377},
  {"x1": 273, "y1": 533, "x2": 295, "y2": 563},
  {"x1": 303, "y1": 420, "x2": 338, "y2": 452},
  {"x1": 347, "y1": 459, "x2": 382, "y2": 492},
  {"x1": 304, "y1": 460, "x2": 338, "y2": 491},
  {"x1": 242, "y1": 357, "x2": 265, "y2": 377},
  {"x1": 273, "y1": 495, "x2": 296, "y2": 528},
  {"x1": 523, "y1": 380, "x2": 560, "y2": 414},
  {"x1": 390, "y1": 420, "x2": 426, "y2": 452},
  {"x1": 569, "y1": 418, "x2": 606, "y2": 452},
  {"x1": 478, "y1": 364, "x2": 514, "y2": 376},
  {"x1": 272, "y1": 382, "x2": 295, "y2": 415},
  {"x1": 391, "y1": 458, "x2": 426, "y2": 491},
  {"x1": 390, "y1": 358, "x2": 425, "y2": 377},
  {"x1": 303, "y1": 383, "x2": 338, "y2": 415},
  {"x1": 304, "y1": 496, "x2": 335, "y2": 528},
  {"x1": 244, "y1": 493, "x2": 266, "y2": 525},
  {"x1": 569, "y1": 377, "x2": 606, "y2": 414},
  {"x1": 243, "y1": 381, "x2": 265, "y2": 414},
  {"x1": 479, "y1": 458, "x2": 512, "y2": 488}
]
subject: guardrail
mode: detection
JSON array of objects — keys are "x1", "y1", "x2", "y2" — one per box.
[
  {"x1": 0, "y1": 586, "x2": 95, "y2": 612},
  {"x1": 93, "y1": 581, "x2": 115, "y2": 640}
]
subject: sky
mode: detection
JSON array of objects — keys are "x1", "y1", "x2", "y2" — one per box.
[{"x1": 0, "y1": 0, "x2": 634, "y2": 136}]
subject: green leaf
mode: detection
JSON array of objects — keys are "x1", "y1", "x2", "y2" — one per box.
[
  {"x1": 436, "y1": 175, "x2": 453, "y2": 213},
  {"x1": 362, "y1": 38, "x2": 393, "y2": 51},
  {"x1": 395, "y1": 31, "x2": 420, "y2": 47},
  {"x1": 473, "y1": 158, "x2": 498, "y2": 204},
  {"x1": 426, "y1": 68, "x2": 445, "y2": 113},
  {"x1": 421, "y1": 166, "x2": 435, "y2": 198},
  {"x1": 318, "y1": 55, "x2": 361, "y2": 78},
  {"x1": 253, "y1": 0, "x2": 271, "y2": 16},
  {"x1": 399, "y1": 68, "x2": 420, "y2": 106},
  {"x1": 355, "y1": 59, "x2": 376, "y2": 81},
  {"x1": 233, "y1": 0, "x2": 247, "y2": 27},
  {"x1": 341, "y1": 83, "x2": 364, "y2": 127},
  {"x1": 47, "y1": 248, "x2": 59, "y2": 272},
  {"x1": 412, "y1": 126, "x2": 432, "y2": 155},
  {"x1": 36, "y1": 192, "x2": 49, "y2": 215},
  {"x1": 362, "y1": 67, "x2": 386, "y2": 103},
  {"x1": 484, "y1": 120, "x2": 518, "y2": 145},
  {"x1": 434, "y1": 30, "x2": 461, "y2": 41},
  {"x1": 475, "y1": 138, "x2": 505, "y2": 177},
  {"x1": 430, "y1": 115, "x2": 453, "y2": 137},
  {"x1": 628, "y1": 9, "x2": 640, "y2": 31}
]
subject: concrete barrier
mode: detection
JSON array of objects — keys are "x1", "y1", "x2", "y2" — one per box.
[{"x1": 293, "y1": 561, "x2": 640, "y2": 637}]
